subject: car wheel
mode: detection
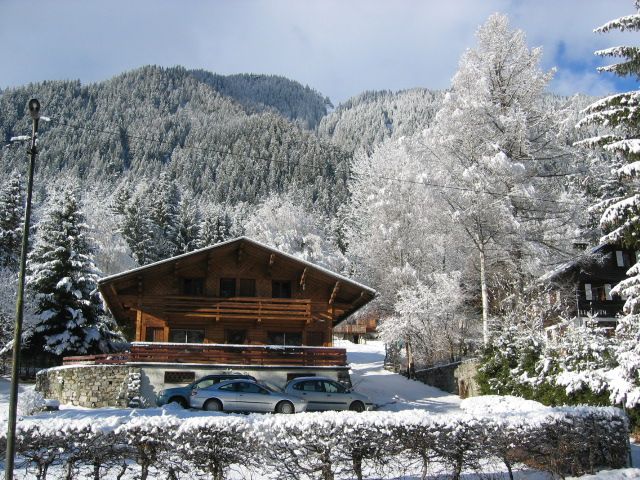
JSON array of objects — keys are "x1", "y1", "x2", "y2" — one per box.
[
  {"x1": 168, "y1": 397, "x2": 187, "y2": 408},
  {"x1": 276, "y1": 401, "x2": 295, "y2": 414},
  {"x1": 204, "y1": 399, "x2": 222, "y2": 412},
  {"x1": 349, "y1": 401, "x2": 365, "y2": 413}
]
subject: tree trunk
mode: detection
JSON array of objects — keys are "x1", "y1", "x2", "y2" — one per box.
[{"x1": 479, "y1": 247, "x2": 489, "y2": 345}]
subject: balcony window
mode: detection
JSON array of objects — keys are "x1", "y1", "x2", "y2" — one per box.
[
  {"x1": 225, "y1": 329, "x2": 247, "y2": 344},
  {"x1": 272, "y1": 280, "x2": 292, "y2": 299},
  {"x1": 268, "y1": 331, "x2": 302, "y2": 346},
  {"x1": 169, "y1": 329, "x2": 205, "y2": 344},
  {"x1": 239, "y1": 278, "x2": 256, "y2": 297},
  {"x1": 220, "y1": 278, "x2": 236, "y2": 298},
  {"x1": 183, "y1": 278, "x2": 204, "y2": 296}
]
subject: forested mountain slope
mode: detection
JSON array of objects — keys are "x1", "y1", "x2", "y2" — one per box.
[{"x1": 0, "y1": 66, "x2": 347, "y2": 214}]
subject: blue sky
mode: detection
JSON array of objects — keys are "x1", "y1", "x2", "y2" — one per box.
[{"x1": 0, "y1": 0, "x2": 636, "y2": 104}]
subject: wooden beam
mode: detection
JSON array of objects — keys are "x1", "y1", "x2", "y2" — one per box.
[
  {"x1": 137, "y1": 276, "x2": 143, "y2": 307},
  {"x1": 268, "y1": 253, "x2": 276, "y2": 276},
  {"x1": 329, "y1": 281, "x2": 341, "y2": 305},
  {"x1": 206, "y1": 254, "x2": 214, "y2": 273},
  {"x1": 299, "y1": 267, "x2": 307, "y2": 291},
  {"x1": 237, "y1": 244, "x2": 245, "y2": 265}
]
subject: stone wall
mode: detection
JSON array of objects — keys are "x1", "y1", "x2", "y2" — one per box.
[
  {"x1": 454, "y1": 359, "x2": 481, "y2": 399},
  {"x1": 414, "y1": 362, "x2": 462, "y2": 395},
  {"x1": 36, "y1": 365, "x2": 142, "y2": 408}
]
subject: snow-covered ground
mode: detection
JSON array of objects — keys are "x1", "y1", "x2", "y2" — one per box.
[
  {"x1": 338, "y1": 339, "x2": 462, "y2": 413},
  {"x1": 0, "y1": 341, "x2": 638, "y2": 479}
]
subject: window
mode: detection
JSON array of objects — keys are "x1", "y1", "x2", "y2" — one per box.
[
  {"x1": 605, "y1": 284, "x2": 612, "y2": 301},
  {"x1": 584, "y1": 283, "x2": 592, "y2": 301},
  {"x1": 220, "y1": 278, "x2": 236, "y2": 297},
  {"x1": 183, "y1": 278, "x2": 204, "y2": 296},
  {"x1": 194, "y1": 378, "x2": 217, "y2": 389},
  {"x1": 164, "y1": 371, "x2": 195, "y2": 384},
  {"x1": 218, "y1": 383, "x2": 237, "y2": 392},
  {"x1": 239, "y1": 278, "x2": 256, "y2": 297},
  {"x1": 169, "y1": 329, "x2": 205, "y2": 343},
  {"x1": 268, "y1": 331, "x2": 302, "y2": 346},
  {"x1": 145, "y1": 327, "x2": 163, "y2": 342},
  {"x1": 299, "y1": 380, "x2": 324, "y2": 392},
  {"x1": 225, "y1": 329, "x2": 247, "y2": 344},
  {"x1": 272, "y1": 280, "x2": 292, "y2": 299},
  {"x1": 237, "y1": 382, "x2": 268, "y2": 394},
  {"x1": 323, "y1": 381, "x2": 346, "y2": 393}
]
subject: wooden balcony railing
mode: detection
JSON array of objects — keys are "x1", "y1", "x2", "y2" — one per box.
[
  {"x1": 576, "y1": 300, "x2": 624, "y2": 319},
  {"x1": 139, "y1": 295, "x2": 313, "y2": 322},
  {"x1": 63, "y1": 343, "x2": 347, "y2": 367}
]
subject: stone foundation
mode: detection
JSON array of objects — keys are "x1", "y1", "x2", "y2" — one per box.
[{"x1": 36, "y1": 365, "x2": 142, "y2": 408}]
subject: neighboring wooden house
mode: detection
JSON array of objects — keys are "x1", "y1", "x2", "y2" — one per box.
[
  {"x1": 540, "y1": 243, "x2": 634, "y2": 332},
  {"x1": 58, "y1": 237, "x2": 376, "y2": 405}
]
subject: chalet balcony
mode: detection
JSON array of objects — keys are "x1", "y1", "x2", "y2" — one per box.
[
  {"x1": 63, "y1": 342, "x2": 347, "y2": 367},
  {"x1": 139, "y1": 295, "x2": 314, "y2": 323},
  {"x1": 576, "y1": 300, "x2": 625, "y2": 319}
]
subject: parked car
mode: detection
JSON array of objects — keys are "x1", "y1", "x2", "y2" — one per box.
[
  {"x1": 284, "y1": 377, "x2": 374, "y2": 412},
  {"x1": 190, "y1": 379, "x2": 307, "y2": 414},
  {"x1": 156, "y1": 374, "x2": 257, "y2": 407}
]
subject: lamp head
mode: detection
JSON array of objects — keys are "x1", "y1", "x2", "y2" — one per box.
[{"x1": 28, "y1": 99, "x2": 40, "y2": 120}]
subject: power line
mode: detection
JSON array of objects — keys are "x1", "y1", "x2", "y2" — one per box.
[{"x1": 43, "y1": 115, "x2": 585, "y2": 207}]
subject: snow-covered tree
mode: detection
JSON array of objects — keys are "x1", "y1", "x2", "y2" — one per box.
[
  {"x1": 198, "y1": 205, "x2": 234, "y2": 248},
  {"x1": 343, "y1": 139, "x2": 468, "y2": 316},
  {"x1": 427, "y1": 13, "x2": 579, "y2": 343},
  {"x1": 26, "y1": 186, "x2": 124, "y2": 358},
  {"x1": 379, "y1": 271, "x2": 470, "y2": 367},
  {"x1": 148, "y1": 172, "x2": 180, "y2": 258},
  {"x1": 576, "y1": 1, "x2": 640, "y2": 410},
  {"x1": 245, "y1": 193, "x2": 347, "y2": 272},
  {"x1": 120, "y1": 192, "x2": 158, "y2": 266},
  {"x1": 0, "y1": 172, "x2": 24, "y2": 268},
  {"x1": 174, "y1": 195, "x2": 201, "y2": 255}
]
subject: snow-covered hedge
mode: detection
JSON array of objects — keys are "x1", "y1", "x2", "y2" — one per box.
[{"x1": 0, "y1": 405, "x2": 629, "y2": 480}]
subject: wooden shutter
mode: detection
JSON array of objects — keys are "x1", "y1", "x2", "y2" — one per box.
[
  {"x1": 616, "y1": 251, "x2": 624, "y2": 267},
  {"x1": 605, "y1": 284, "x2": 612, "y2": 301},
  {"x1": 584, "y1": 283, "x2": 592, "y2": 301}
]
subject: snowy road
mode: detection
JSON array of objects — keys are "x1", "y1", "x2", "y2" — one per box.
[{"x1": 339, "y1": 340, "x2": 462, "y2": 413}]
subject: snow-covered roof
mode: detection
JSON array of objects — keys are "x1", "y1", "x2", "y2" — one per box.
[
  {"x1": 99, "y1": 236, "x2": 375, "y2": 294},
  {"x1": 538, "y1": 243, "x2": 610, "y2": 284}
]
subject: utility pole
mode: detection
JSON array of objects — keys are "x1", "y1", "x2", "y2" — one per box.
[{"x1": 5, "y1": 99, "x2": 40, "y2": 480}]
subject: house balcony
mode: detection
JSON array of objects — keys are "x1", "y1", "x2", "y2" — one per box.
[
  {"x1": 62, "y1": 342, "x2": 347, "y2": 367},
  {"x1": 576, "y1": 300, "x2": 625, "y2": 319},
  {"x1": 137, "y1": 295, "x2": 314, "y2": 323}
]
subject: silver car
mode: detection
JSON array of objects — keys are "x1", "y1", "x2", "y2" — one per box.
[
  {"x1": 284, "y1": 377, "x2": 375, "y2": 412},
  {"x1": 190, "y1": 379, "x2": 307, "y2": 414}
]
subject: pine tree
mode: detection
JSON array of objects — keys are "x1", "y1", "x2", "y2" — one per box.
[
  {"x1": 198, "y1": 205, "x2": 234, "y2": 247},
  {"x1": 26, "y1": 187, "x2": 124, "y2": 358},
  {"x1": 174, "y1": 196, "x2": 201, "y2": 255},
  {"x1": 148, "y1": 172, "x2": 180, "y2": 258},
  {"x1": 120, "y1": 194, "x2": 158, "y2": 266},
  {"x1": 577, "y1": 1, "x2": 640, "y2": 409},
  {"x1": 0, "y1": 172, "x2": 24, "y2": 268}
]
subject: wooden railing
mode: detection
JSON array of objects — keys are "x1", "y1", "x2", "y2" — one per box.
[
  {"x1": 63, "y1": 343, "x2": 347, "y2": 367},
  {"x1": 334, "y1": 324, "x2": 367, "y2": 334},
  {"x1": 140, "y1": 295, "x2": 313, "y2": 322}
]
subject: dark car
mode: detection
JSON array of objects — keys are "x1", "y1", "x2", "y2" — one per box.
[{"x1": 156, "y1": 374, "x2": 257, "y2": 407}]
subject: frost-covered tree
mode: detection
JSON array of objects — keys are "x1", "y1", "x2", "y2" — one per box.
[
  {"x1": 148, "y1": 172, "x2": 180, "y2": 258},
  {"x1": 343, "y1": 139, "x2": 468, "y2": 316},
  {"x1": 245, "y1": 193, "x2": 347, "y2": 272},
  {"x1": 198, "y1": 204, "x2": 234, "y2": 247},
  {"x1": 0, "y1": 172, "x2": 24, "y2": 268},
  {"x1": 26, "y1": 187, "x2": 124, "y2": 357},
  {"x1": 379, "y1": 271, "x2": 470, "y2": 367},
  {"x1": 427, "y1": 13, "x2": 579, "y2": 343}
]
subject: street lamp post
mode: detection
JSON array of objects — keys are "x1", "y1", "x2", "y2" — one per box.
[{"x1": 4, "y1": 99, "x2": 40, "y2": 480}]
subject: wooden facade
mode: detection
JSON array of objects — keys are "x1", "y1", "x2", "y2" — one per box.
[
  {"x1": 541, "y1": 243, "x2": 634, "y2": 330},
  {"x1": 98, "y1": 237, "x2": 376, "y2": 352}
]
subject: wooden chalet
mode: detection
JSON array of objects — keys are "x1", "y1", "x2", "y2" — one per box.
[
  {"x1": 540, "y1": 243, "x2": 634, "y2": 332},
  {"x1": 91, "y1": 237, "x2": 376, "y2": 369}
]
